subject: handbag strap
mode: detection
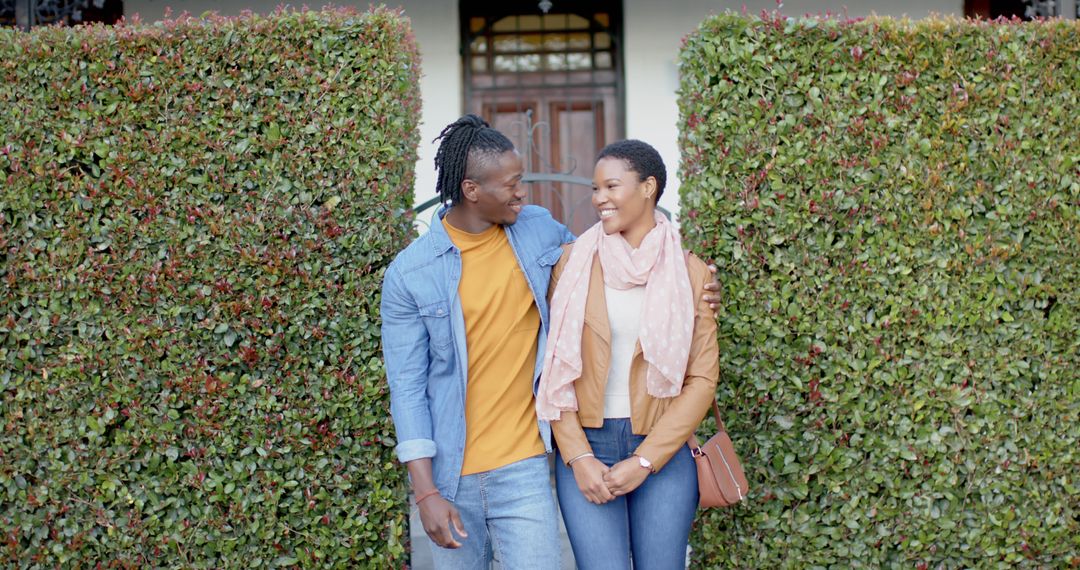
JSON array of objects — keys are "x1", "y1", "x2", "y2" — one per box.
[
  {"x1": 688, "y1": 397, "x2": 727, "y2": 450},
  {"x1": 711, "y1": 399, "x2": 725, "y2": 432}
]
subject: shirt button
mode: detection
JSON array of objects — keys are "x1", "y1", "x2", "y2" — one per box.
[{"x1": 437, "y1": 308, "x2": 445, "y2": 316}]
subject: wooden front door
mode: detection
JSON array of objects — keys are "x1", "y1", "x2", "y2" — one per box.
[{"x1": 462, "y1": 0, "x2": 623, "y2": 236}]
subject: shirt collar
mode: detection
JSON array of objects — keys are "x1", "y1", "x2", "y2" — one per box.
[{"x1": 428, "y1": 205, "x2": 457, "y2": 255}]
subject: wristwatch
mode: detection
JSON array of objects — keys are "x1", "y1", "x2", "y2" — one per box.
[{"x1": 634, "y1": 454, "x2": 654, "y2": 473}]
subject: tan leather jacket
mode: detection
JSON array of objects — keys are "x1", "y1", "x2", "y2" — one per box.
[{"x1": 548, "y1": 244, "x2": 720, "y2": 471}]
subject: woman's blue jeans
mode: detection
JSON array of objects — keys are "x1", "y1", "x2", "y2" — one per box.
[{"x1": 555, "y1": 418, "x2": 698, "y2": 570}]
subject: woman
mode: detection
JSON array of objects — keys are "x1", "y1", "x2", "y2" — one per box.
[{"x1": 536, "y1": 139, "x2": 719, "y2": 569}]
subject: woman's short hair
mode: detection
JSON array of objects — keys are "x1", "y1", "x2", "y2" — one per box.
[{"x1": 597, "y1": 139, "x2": 667, "y2": 202}]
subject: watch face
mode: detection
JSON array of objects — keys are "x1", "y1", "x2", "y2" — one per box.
[{"x1": 638, "y1": 456, "x2": 652, "y2": 469}]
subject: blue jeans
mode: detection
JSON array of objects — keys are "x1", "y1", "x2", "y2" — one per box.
[
  {"x1": 429, "y1": 454, "x2": 561, "y2": 569},
  {"x1": 555, "y1": 419, "x2": 698, "y2": 570}
]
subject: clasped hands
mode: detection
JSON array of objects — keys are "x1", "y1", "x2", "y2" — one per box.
[{"x1": 571, "y1": 456, "x2": 650, "y2": 505}]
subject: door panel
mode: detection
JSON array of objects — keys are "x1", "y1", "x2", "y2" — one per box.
[
  {"x1": 550, "y1": 100, "x2": 604, "y2": 233},
  {"x1": 462, "y1": 1, "x2": 623, "y2": 236}
]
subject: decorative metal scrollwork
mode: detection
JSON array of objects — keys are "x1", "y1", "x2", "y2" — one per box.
[
  {"x1": 1023, "y1": 0, "x2": 1075, "y2": 18},
  {"x1": 506, "y1": 108, "x2": 580, "y2": 178},
  {"x1": 2, "y1": 0, "x2": 101, "y2": 28},
  {"x1": 1024, "y1": 0, "x2": 1057, "y2": 17},
  {"x1": 1, "y1": 0, "x2": 16, "y2": 26}
]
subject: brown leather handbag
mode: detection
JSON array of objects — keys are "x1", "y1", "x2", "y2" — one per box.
[{"x1": 687, "y1": 400, "x2": 748, "y2": 508}]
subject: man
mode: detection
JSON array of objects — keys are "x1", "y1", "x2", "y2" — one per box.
[{"x1": 381, "y1": 115, "x2": 718, "y2": 567}]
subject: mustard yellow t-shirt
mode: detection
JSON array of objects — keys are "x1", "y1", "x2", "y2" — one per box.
[{"x1": 445, "y1": 221, "x2": 545, "y2": 475}]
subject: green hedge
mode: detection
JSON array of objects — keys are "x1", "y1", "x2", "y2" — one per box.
[
  {"x1": 0, "y1": 8, "x2": 419, "y2": 567},
  {"x1": 679, "y1": 13, "x2": 1078, "y2": 568}
]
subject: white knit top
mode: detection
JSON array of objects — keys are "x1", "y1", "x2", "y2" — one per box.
[{"x1": 603, "y1": 284, "x2": 646, "y2": 418}]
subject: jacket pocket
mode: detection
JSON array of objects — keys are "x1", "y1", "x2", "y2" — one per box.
[{"x1": 419, "y1": 300, "x2": 453, "y2": 349}]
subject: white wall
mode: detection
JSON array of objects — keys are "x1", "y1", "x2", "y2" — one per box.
[
  {"x1": 124, "y1": 0, "x2": 963, "y2": 218},
  {"x1": 395, "y1": 1, "x2": 460, "y2": 209}
]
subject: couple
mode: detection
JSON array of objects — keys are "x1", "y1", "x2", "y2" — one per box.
[{"x1": 381, "y1": 115, "x2": 720, "y2": 569}]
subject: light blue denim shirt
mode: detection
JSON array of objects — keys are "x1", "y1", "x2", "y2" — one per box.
[{"x1": 380, "y1": 205, "x2": 574, "y2": 500}]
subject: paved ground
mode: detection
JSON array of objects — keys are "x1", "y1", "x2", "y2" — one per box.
[{"x1": 407, "y1": 455, "x2": 577, "y2": 569}]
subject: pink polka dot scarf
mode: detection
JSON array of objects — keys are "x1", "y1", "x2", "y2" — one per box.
[{"x1": 536, "y1": 211, "x2": 695, "y2": 422}]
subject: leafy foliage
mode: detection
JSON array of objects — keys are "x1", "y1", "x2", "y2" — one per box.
[
  {"x1": 679, "y1": 13, "x2": 1078, "y2": 569},
  {"x1": 0, "y1": 8, "x2": 420, "y2": 567}
]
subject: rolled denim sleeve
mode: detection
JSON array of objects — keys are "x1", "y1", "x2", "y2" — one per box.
[
  {"x1": 560, "y1": 221, "x2": 576, "y2": 243},
  {"x1": 381, "y1": 264, "x2": 436, "y2": 463}
]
